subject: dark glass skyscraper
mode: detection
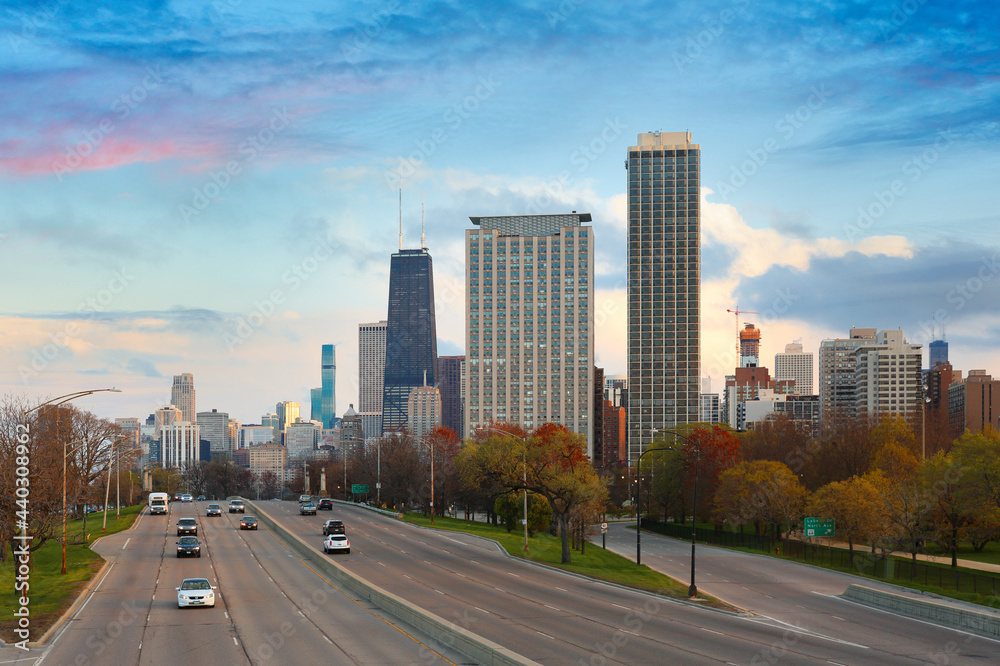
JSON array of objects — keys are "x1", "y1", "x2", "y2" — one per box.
[
  {"x1": 321, "y1": 344, "x2": 336, "y2": 427},
  {"x1": 626, "y1": 132, "x2": 701, "y2": 464},
  {"x1": 382, "y1": 248, "x2": 437, "y2": 434}
]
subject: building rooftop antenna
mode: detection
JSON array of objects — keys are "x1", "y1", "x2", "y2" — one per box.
[
  {"x1": 421, "y1": 193, "x2": 426, "y2": 250},
  {"x1": 398, "y1": 188, "x2": 403, "y2": 251}
]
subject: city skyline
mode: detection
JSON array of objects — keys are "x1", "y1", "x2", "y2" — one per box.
[{"x1": 1, "y1": 2, "x2": 997, "y2": 425}]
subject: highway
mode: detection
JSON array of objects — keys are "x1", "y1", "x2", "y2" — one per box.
[
  {"x1": 259, "y1": 500, "x2": 1000, "y2": 664},
  {"x1": 599, "y1": 521, "x2": 1000, "y2": 663},
  {"x1": 31, "y1": 502, "x2": 470, "y2": 666}
]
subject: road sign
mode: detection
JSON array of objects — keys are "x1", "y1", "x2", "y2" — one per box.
[
  {"x1": 600, "y1": 522, "x2": 608, "y2": 533},
  {"x1": 803, "y1": 517, "x2": 835, "y2": 537},
  {"x1": 351, "y1": 484, "x2": 369, "y2": 494}
]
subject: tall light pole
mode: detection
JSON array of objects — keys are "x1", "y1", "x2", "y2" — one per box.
[
  {"x1": 22, "y1": 388, "x2": 122, "y2": 574},
  {"x1": 637, "y1": 428, "x2": 701, "y2": 597},
  {"x1": 481, "y1": 427, "x2": 528, "y2": 552}
]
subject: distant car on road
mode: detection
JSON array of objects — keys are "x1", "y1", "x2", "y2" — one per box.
[
  {"x1": 323, "y1": 534, "x2": 350, "y2": 554},
  {"x1": 181, "y1": 494, "x2": 193, "y2": 502},
  {"x1": 177, "y1": 518, "x2": 198, "y2": 536},
  {"x1": 206, "y1": 504, "x2": 222, "y2": 517},
  {"x1": 240, "y1": 516, "x2": 258, "y2": 530},
  {"x1": 176, "y1": 536, "x2": 202, "y2": 558},
  {"x1": 322, "y1": 519, "x2": 345, "y2": 536},
  {"x1": 228, "y1": 500, "x2": 245, "y2": 513},
  {"x1": 299, "y1": 502, "x2": 317, "y2": 515},
  {"x1": 318, "y1": 498, "x2": 334, "y2": 510},
  {"x1": 299, "y1": 494, "x2": 312, "y2": 504},
  {"x1": 196, "y1": 495, "x2": 206, "y2": 501},
  {"x1": 176, "y1": 578, "x2": 215, "y2": 608}
]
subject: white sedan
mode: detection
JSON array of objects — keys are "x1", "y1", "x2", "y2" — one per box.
[
  {"x1": 176, "y1": 578, "x2": 216, "y2": 608},
  {"x1": 323, "y1": 534, "x2": 350, "y2": 554}
]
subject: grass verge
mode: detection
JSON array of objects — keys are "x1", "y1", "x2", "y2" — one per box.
[
  {"x1": 0, "y1": 505, "x2": 143, "y2": 644},
  {"x1": 401, "y1": 513, "x2": 737, "y2": 611}
]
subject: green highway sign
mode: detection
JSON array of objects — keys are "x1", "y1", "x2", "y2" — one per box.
[
  {"x1": 804, "y1": 517, "x2": 835, "y2": 538},
  {"x1": 351, "y1": 484, "x2": 369, "y2": 494}
]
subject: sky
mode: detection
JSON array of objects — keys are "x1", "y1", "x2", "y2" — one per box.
[{"x1": 1, "y1": 0, "x2": 998, "y2": 426}]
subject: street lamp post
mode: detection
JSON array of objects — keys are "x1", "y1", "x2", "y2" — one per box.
[
  {"x1": 21, "y1": 388, "x2": 121, "y2": 574},
  {"x1": 636, "y1": 428, "x2": 701, "y2": 597},
  {"x1": 481, "y1": 427, "x2": 528, "y2": 552}
]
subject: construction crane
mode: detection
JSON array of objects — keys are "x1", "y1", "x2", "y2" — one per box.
[{"x1": 726, "y1": 306, "x2": 759, "y2": 363}]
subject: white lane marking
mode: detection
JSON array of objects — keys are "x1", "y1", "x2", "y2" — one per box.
[
  {"x1": 233, "y1": 637, "x2": 238, "y2": 645},
  {"x1": 475, "y1": 607, "x2": 490, "y2": 614},
  {"x1": 151, "y1": 595, "x2": 155, "y2": 601},
  {"x1": 537, "y1": 631, "x2": 555, "y2": 639},
  {"x1": 403, "y1": 574, "x2": 412, "y2": 580},
  {"x1": 827, "y1": 662, "x2": 846, "y2": 666},
  {"x1": 832, "y1": 616, "x2": 845, "y2": 621},
  {"x1": 612, "y1": 603, "x2": 629, "y2": 610},
  {"x1": 435, "y1": 589, "x2": 445, "y2": 595},
  {"x1": 323, "y1": 636, "x2": 333, "y2": 644},
  {"x1": 123, "y1": 538, "x2": 130, "y2": 550},
  {"x1": 225, "y1": 612, "x2": 229, "y2": 618},
  {"x1": 378, "y1": 562, "x2": 386, "y2": 566},
  {"x1": 745, "y1": 616, "x2": 868, "y2": 649},
  {"x1": 555, "y1": 587, "x2": 567, "y2": 592},
  {"x1": 545, "y1": 605, "x2": 560, "y2": 611},
  {"x1": 298, "y1": 611, "x2": 305, "y2": 617},
  {"x1": 701, "y1": 628, "x2": 724, "y2": 636},
  {"x1": 507, "y1": 572, "x2": 520, "y2": 578}
]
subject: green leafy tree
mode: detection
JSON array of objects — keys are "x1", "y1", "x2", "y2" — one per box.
[
  {"x1": 807, "y1": 475, "x2": 881, "y2": 565},
  {"x1": 712, "y1": 460, "x2": 808, "y2": 539}
]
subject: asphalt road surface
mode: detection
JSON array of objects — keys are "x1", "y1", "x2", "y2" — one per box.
[
  {"x1": 259, "y1": 500, "x2": 1000, "y2": 664},
  {"x1": 26, "y1": 502, "x2": 471, "y2": 666}
]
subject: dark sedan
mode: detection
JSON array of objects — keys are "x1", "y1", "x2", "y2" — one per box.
[
  {"x1": 240, "y1": 515, "x2": 258, "y2": 530},
  {"x1": 176, "y1": 536, "x2": 201, "y2": 558}
]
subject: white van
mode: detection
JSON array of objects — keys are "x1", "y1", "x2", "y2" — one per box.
[{"x1": 149, "y1": 492, "x2": 169, "y2": 515}]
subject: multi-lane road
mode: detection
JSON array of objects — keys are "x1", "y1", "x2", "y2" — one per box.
[
  {"x1": 257, "y1": 500, "x2": 1000, "y2": 664},
  {"x1": 12, "y1": 500, "x2": 1000, "y2": 665},
  {"x1": 28, "y1": 502, "x2": 470, "y2": 665}
]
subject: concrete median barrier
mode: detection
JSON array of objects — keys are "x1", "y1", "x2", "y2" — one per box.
[
  {"x1": 842, "y1": 584, "x2": 1000, "y2": 638},
  {"x1": 242, "y1": 498, "x2": 537, "y2": 666}
]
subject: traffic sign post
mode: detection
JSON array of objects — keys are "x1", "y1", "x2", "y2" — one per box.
[{"x1": 803, "y1": 517, "x2": 835, "y2": 538}]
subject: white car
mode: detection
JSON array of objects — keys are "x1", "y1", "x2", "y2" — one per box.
[
  {"x1": 176, "y1": 578, "x2": 216, "y2": 608},
  {"x1": 323, "y1": 534, "x2": 350, "y2": 554}
]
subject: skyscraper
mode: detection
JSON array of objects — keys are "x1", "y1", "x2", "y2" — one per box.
[
  {"x1": 196, "y1": 409, "x2": 231, "y2": 458},
  {"x1": 171, "y1": 373, "x2": 195, "y2": 422},
  {"x1": 382, "y1": 248, "x2": 437, "y2": 434},
  {"x1": 775, "y1": 342, "x2": 814, "y2": 395},
  {"x1": 407, "y1": 385, "x2": 442, "y2": 439},
  {"x1": 929, "y1": 339, "x2": 949, "y2": 369},
  {"x1": 626, "y1": 131, "x2": 701, "y2": 463},
  {"x1": 438, "y1": 355, "x2": 465, "y2": 437},
  {"x1": 359, "y1": 321, "x2": 387, "y2": 441},
  {"x1": 465, "y1": 213, "x2": 595, "y2": 454},
  {"x1": 321, "y1": 344, "x2": 336, "y2": 427}
]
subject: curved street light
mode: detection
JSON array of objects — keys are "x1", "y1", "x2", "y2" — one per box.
[
  {"x1": 638, "y1": 428, "x2": 701, "y2": 597},
  {"x1": 479, "y1": 426, "x2": 529, "y2": 553},
  {"x1": 21, "y1": 388, "x2": 122, "y2": 574}
]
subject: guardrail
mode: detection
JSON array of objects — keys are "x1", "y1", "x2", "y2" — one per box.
[
  {"x1": 240, "y1": 498, "x2": 537, "y2": 666},
  {"x1": 843, "y1": 584, "x2": 1000, "y2": 638}
]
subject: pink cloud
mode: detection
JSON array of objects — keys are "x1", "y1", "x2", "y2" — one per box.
[{"x1": 0, "y1": 136, "x2": 225, "y2": 179}]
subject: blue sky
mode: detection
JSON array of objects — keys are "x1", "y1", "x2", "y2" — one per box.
[{"x1": 2, "y1": 0, "x2": 998, "y2": 424}]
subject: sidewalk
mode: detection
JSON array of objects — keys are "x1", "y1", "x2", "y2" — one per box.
[{"x1": 804, "y1": 536, "x2": 1000, "y2": 574}]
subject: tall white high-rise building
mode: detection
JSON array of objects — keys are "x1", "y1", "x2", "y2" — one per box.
[
  {"x1": 359, "y1": 320, "x2": 387, "y2": 441},
  {"x1": 855, "y1": 330, "x2": 922, "y2": 417},
  {"x1": 171, "y1": 373, "x2": 196, "y2": 422},
  {"x1": 775, "y1": 342, "x2": 814, "y2": 395},
  {"x1": 407, "y1": 385, "x2": 442, "y2": 439},
  {"x1": 626, "y1": 131, "x2": 701, "y2": 463},
  {"x1": 161, "y1": 421, "x2": 200, "y2": 469},
  {"x1": 465, "y1": 213, "x2": 595, "y2": 454},
  {"x1": 285, "y1": 419, "x2": 322, "y2": 460},
  {"x1": 154, "y1": 405, "x2": 182, "y2": 433}
]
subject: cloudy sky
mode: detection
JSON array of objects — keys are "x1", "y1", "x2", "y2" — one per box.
[{"x1": 2, "y1": 0, "x2": 998, "y2": 425}]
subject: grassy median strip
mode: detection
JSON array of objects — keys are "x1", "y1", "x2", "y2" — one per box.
[
  {"x1": 0, "y1": 505, "x2": 142, "y2": 643},
  {"x1": 402, "y1": 513, "x2": 734, "y2": 610}
]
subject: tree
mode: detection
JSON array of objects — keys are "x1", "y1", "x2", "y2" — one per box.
[
  {"x1": 807, "y1": 475, "x2": 881, "y2": 565},
  {"x1": 458, "y1": 422, "x2": 607, "y2": 563},
  {"x1": 923, "y1": 451, "x2": 977, "y2": 567},
  {"x1": 712, "y1": 460, "x2": 808, "y2": 539},
  {"x1": 867, "y1": 468, "x2": 929, "y2": 563}
]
